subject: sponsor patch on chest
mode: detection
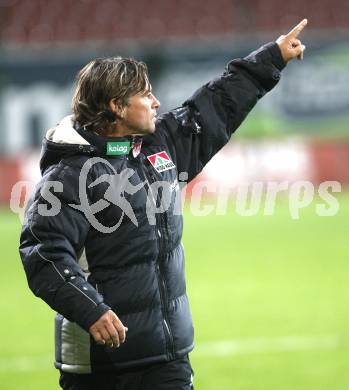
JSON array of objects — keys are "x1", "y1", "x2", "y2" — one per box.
[{"x1": 147, "y1": 151, "x2": 176, "y2": 173}]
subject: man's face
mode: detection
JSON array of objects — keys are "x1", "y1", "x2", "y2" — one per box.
[{"x1": 118, "y1": 89, "x2": 161, "y2": 136}]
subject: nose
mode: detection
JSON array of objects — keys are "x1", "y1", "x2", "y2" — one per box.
[{"x1": 152, "y1": 94, "x2": 160, "y2": 109}]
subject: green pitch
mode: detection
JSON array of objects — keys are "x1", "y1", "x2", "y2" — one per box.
[{"x1": 1, "y1": 194, "x2": 349, "y2": 389}]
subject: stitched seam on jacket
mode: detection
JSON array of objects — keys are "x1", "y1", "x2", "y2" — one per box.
[
  {"x1": 67, "y1": 282, "x2": 97, "y2": 307},
  {"x1": 29, "y1": 224, "x2": 66, "y2": 281}
]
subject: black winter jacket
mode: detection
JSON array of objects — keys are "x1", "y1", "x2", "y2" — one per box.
[{"x1": 19, "y1": 43, "x2": 285, "y2": 373}]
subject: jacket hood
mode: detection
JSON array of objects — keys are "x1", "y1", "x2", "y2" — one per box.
[
  {"x1": 46, "y1": 115, "x2": 90, "y2": 146},
  {"x1": 40, "y1": 115, "x2": 93, "y2": 174}
]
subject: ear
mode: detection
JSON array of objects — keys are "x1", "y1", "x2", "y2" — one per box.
[{"x1": 108, "y1": 98, "x2": 125, "y2": 119}]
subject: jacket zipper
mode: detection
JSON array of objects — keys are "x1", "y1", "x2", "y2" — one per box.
[
  {"x1": 138, "y1": 158, "x2": 175, "y2": 359},
  {"x1": 156, "y1": 263, "x2": 175, "y2": 359},
  {"x1": 158, "y1": 260, "x2": 175, "y2": 358}
]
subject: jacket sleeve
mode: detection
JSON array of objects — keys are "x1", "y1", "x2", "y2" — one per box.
[
  {"x1": 19, "y1": 163, "x2": 110, "y2": 332},
  {"x1": 158, "y1": 42, "x2": 286, "y2": 182}
]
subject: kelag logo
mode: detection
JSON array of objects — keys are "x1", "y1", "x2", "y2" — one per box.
[{"x1": 107, "y1": 142, "x2": 131, "y2": 156}]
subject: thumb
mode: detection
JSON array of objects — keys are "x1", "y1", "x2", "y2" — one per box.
[
  {"x1": 290, "y1": 42, "x2": 305, "y2": 59},
  {"x1": 296, "y1": 44, "x2": 306, "y2": 60}
]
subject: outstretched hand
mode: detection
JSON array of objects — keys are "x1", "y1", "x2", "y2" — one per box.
[{"x1": 276, "y1": 19, "x2": 308, "y2": 63}]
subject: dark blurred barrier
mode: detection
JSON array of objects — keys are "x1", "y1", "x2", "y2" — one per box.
[{"x1": 1, "y1": 39, "x2": 349, "y2": 155}]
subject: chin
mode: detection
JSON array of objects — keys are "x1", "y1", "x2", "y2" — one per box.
[{"x1": 144, "y1": 123, "x2": 156, "y2": 134}]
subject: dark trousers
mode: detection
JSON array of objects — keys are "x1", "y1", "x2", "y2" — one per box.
[{"x1": 59, "y1": 355, "x2": 194, "y2": 390}]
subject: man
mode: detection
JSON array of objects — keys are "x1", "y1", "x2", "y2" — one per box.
[{"x1": 19, "y1": 19, "x2": 307, "y2": 390}]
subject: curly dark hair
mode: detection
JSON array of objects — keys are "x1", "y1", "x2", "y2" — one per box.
[{"x1": 72, "y1": 57, "x2": 150, "y2": 135}]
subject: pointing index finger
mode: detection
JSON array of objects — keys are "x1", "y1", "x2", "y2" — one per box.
[{"x1": 287, "y1": 18, "x2": 308, "y2": 38}]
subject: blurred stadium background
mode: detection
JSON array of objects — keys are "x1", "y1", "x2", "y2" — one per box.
[{"x1": 1, "y1": 0, "x2": 349, "y2": 389}]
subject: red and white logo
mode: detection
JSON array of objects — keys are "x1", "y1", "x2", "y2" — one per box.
[{"x1": 147, "y1": 151, "x2": 176, "y2": 173}]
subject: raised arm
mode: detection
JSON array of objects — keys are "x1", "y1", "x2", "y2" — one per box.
[{"x1": 158, "y1": 19, "x2": 307, "y2": 182}]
